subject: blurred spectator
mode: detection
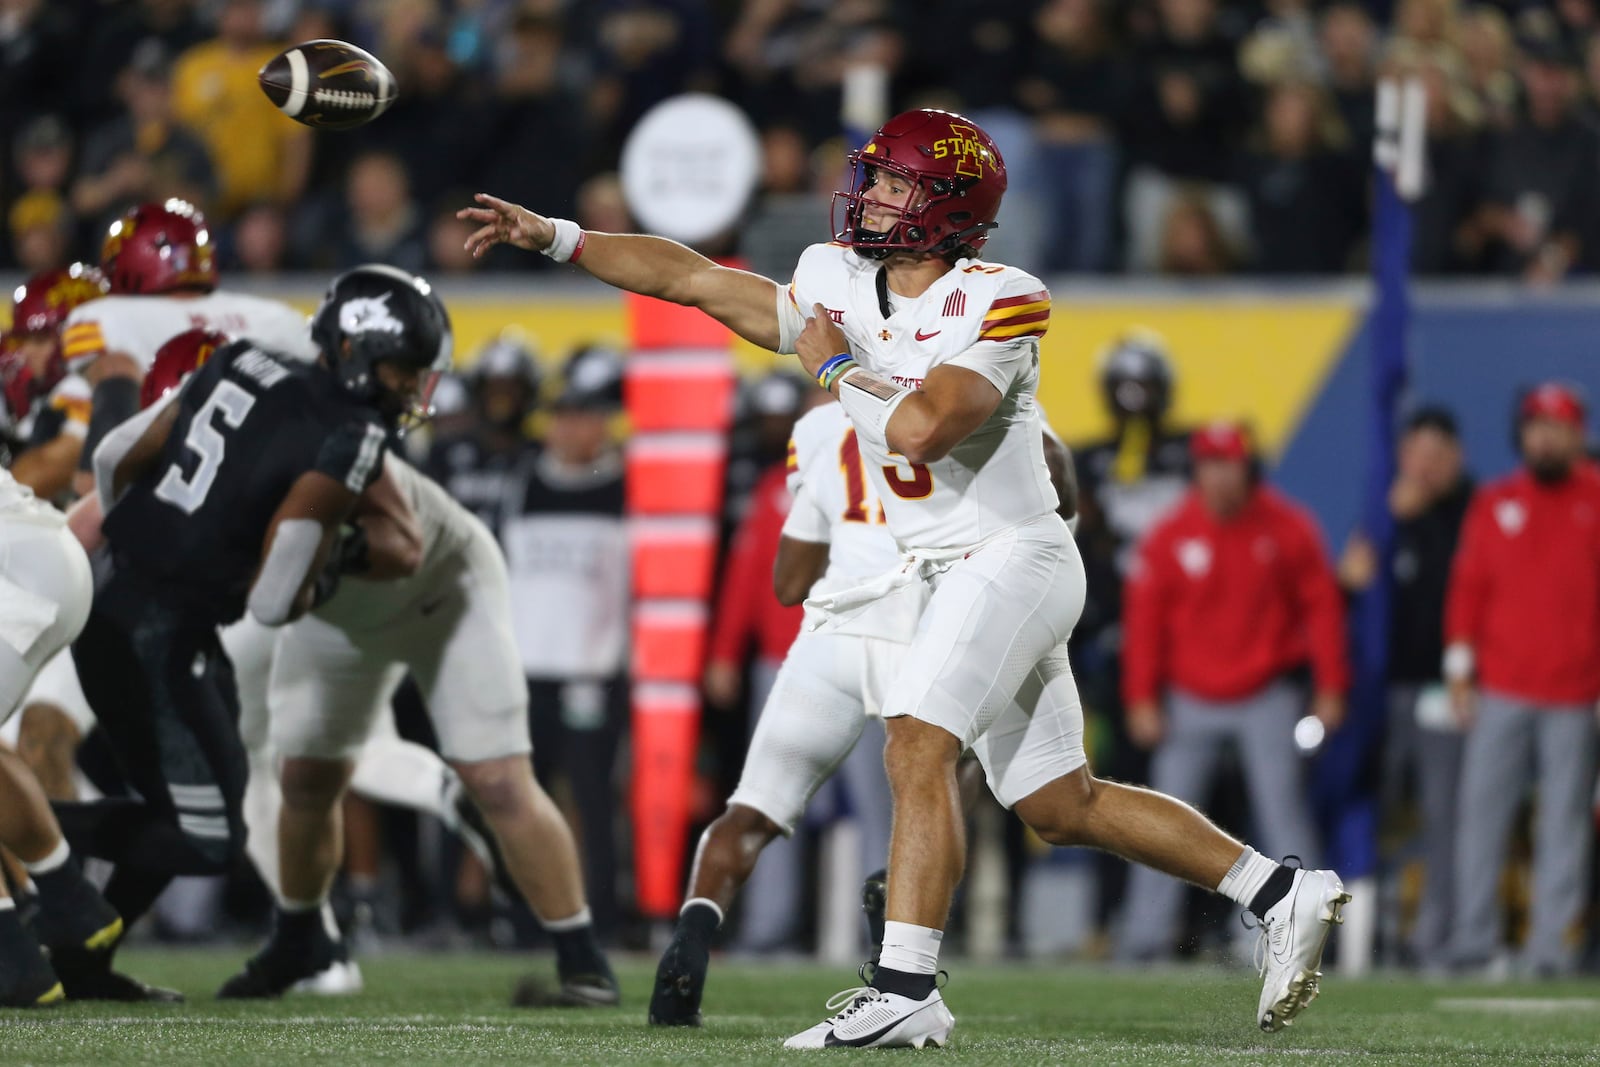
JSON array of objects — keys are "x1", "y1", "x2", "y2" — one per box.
[
  {"x1": 1156, "y1": 188, "x2": 1239, "y2": 275},
  {"x1": 1444, "y1": 383, "x2": 1600, "y2": 977},
  {"x1": 425, "y1": 203, "x2": 481, "y2": 274},
  {"x1": 1340, "y1": 408, "x2": 1473, "y2": 969},
  {"x1": 1552, "y1": 0, "x2": 1599, "y2": 43},
  {"x1": 1239, "y1": 0, "x2": 1322, "y2": 88},
  {"x1": 0, "y1": 0, "x2": 76, "y2": 170},
  {"x1": 70, "y1": 40, "x2": 216, "y2": 240},
  {"x1": 78, "y1": 0, "x2": 209, "y2": 128},
  {"x1": 1457, "y1": 5, "x2": 1518, "y2": 132},
  {"x1": 351, "y1": 22, "x2": 488, "y2": 211},
  {"x1": 759, "y1": 124, "x2": 811, "y2": 196},
  {"x1": 13, "y1": 115, "x2": 73, "y2": 200},
  {"x1": 334, "y1": 151, "x2": 427, "y2": 273},
  {"x1": 7, "y1": 190, "x2": 72, "y2": 273},
  {"x1": 1404, "y1": 50, "x2": 1491, "y2": 274},
  {"x1": 1238, "y1": 80, "x2": 1364, "y2": 274},
  {"x1": 722, "y1": 0, "x2": 898, "y2": 147},
  {"x1": 477, "y1": 13, "x2": 588, "y2": 268},
  {"x1": 225, "y1": 201, "x2": 289, "y2": 272},
  {"x1": 426, "y1": 332, "x2": 543, "y2": 537},
  {"x1": 1462, "y1": 29, "x2": 1600, "y2": 283},
  {"x1": 1121, "y1": 0, "x2": 1247, "y2": 187},
  {"x1": 1017, "y1": 0, "x2": 1127, "y2": 272},
  {"x1": 170, "y1": 0, "x2": 309, "y2": 219},
  {"x1": 1116, "y1": 421, "x2": 1345, "y2": 961},
  {"x1": 1318, "y1": 2, "x2": 1379, "y2": 162},
  {"x1": 1392, "y1": 0, "x2": 1458, "y2": 52},
  {"x1": 576, "y1": 172, "x2": 634, "y2": 234},
  {"x1": 500, "y1": 344, "x2": 630, "y2": 940},
  {"x1": 587, "y1": 0, "x2": 718, "y2": 163}
]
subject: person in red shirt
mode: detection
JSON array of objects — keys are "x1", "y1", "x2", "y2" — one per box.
[
  {"x1": 1114, "y1": 421, "x2": 1348, "y2": 960},
  {"x1": 1443, "y1": 382, "x2": 1600, "y2": 976}
]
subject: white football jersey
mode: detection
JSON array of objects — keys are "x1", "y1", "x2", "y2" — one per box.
[
  {"x1": 783, "y1": 402, "x2": 917, "y2": 640},
  {"x1": 63, "y1": 290, "x2": 315, "y2": 372},
  {"x1": 779, "y1": 242, "x2": 1057, "y2": 552},
  {"x1": 311, "y1": 457, "x2": 479, "y2": 633}
]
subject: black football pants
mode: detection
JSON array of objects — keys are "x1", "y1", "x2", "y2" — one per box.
[{"x1": 52, "y1": 560, "x2": 247, "y2": 925}]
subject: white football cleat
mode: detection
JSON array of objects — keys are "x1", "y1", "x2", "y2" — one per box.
[
  {"x1": 1255, "y1": 868, "x2": 1351, "y2": 1032},
  {"x1": 784, "y1": 985, "x2": 955, "y2": 1049},
  {"x1": 291, "y1": 959, "x2": 365, "y2": 996}
]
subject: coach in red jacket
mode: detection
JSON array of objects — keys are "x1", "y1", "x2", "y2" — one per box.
[
  {"x1": 1444, "y1": 383, "x2": 1600, "y2": 976},
  {"x1": 1114, "y1": 421, "x2": 1347, "y2": 960}
]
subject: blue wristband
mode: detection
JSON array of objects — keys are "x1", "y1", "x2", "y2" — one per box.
[{"x1": 815, "y1": 352, "x2": 853, "y2": 387}]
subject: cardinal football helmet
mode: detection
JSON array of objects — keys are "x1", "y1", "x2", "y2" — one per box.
[
  {"x1": 101, "y1": 199, "x2": 219, "y2": 295},
  {"x1": 832, "y1": 108, "x2": 1007, "y2": 260}
]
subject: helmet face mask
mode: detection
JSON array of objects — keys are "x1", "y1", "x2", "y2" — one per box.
[{"x1": 832, "y1": 109, "x2": 1007, "y2": 261}]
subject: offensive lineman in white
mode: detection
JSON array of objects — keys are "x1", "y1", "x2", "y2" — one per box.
[
  {"x1": 217, "y1": 455, "x2": 619, "y2": 1006},
  {"x1": 462, "y1": 107, "x2": 1349, "y2": 1046}
]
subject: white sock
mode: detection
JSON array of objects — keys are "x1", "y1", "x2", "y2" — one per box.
[
  {"x1": 541, "y1": 906, "x2": 593, "y2": 932},
  {"x1": 278, "y1": 896, "x2": 324, "y2": 914},
  {"x1": 878, "y1": 921, "x2": 943, "y2": 976},
  {"x1": 1216, "y1": 846, "x2": 1278, "y2": 908},
  {"x1": 22, "y1": 838, "x2": 70, "y2": 875},
  {"x1": 680, "y1": 897, "x2": 723, "y2": 924},
  {"x1": 0, "y1": 896, "x2": 15, "y2": 913}
]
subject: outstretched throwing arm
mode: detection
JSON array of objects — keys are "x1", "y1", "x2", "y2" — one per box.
[{"x1": 458, "y1": 193, "x2": 783, "y2": 350}]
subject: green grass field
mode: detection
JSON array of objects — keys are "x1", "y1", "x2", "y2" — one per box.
[{"x1": 4, "y1": 950, "x2": 1600, "y2": 1066}]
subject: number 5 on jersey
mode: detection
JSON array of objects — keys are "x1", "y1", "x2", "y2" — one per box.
[
  {"x1": 155, "y1": 380, "x2": 255, "y2": 514},
  {"x1": 839, "y1": 427, "x2": 932, "y2": 525}
]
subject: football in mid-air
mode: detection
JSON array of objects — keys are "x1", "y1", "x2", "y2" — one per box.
[{"x1": 258, "y1": 39, "x2": 396, "y2": 131}]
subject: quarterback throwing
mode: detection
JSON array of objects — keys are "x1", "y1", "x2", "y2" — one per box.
[{"x1": 460, "y1": 107, "x2": 1350, "y2": 1048}]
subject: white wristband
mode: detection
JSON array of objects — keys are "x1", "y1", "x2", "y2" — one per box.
[
  {"x1": 837, "y1": 367, "x2": 911, "y2": 451},
  {"x1": 540, "y1": 217, "x2": 583, "y2": 262},
  {"x1": 1442, "y1": 643, "x2": 1474, "y2": 683}
]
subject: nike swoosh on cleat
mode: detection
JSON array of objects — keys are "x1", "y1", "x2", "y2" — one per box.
[
  {"x1": 823, "y1": 1001, "x2": 941, "y2": 1047},
  {"x1": 914, "y1": 329, "x2": 941, "y2": 341}
]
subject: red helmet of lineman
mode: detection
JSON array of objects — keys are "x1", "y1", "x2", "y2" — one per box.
[
  {"x1": 101, "y1": 198, "x2": 219, "y2": 295},
  {"x1": 6, "y1": 263, "x2": 109, "y2": 393},
  {"x1": 832, "y1": 108, "x2": 1008, "y2": 260},
  {"x1": 141, "y1": 327, "x2": 229, "y2": 409}
]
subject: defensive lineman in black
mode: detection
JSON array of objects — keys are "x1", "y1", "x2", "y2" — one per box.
[{"x1": 52, "y1": 265, "x2": 451, "y2": 999}]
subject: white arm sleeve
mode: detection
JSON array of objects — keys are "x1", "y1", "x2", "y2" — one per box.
[
  {"x1": 775, "y1": 285, "x2": 805, "y2": 356},
  {"x1": 93, "y1": 385, "x2": 181, "y2": 515},
  {"x1": 780, "y1": 484, "x2": 831, "y2": 544},
  {"x1": 247, "y1": 517, "x2": 324, "y2": 626}
]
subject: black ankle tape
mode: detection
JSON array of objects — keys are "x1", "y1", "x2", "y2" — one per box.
[{"x1": 872, "y1": 965, "x2": 936, "y2": 1000}]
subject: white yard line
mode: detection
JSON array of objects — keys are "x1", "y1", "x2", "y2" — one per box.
[{"x1": 1436, "y1": 997, "x2": 1600, "y2": 1014}]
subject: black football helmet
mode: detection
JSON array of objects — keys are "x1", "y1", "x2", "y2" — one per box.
[
  {"x1": 310, "y1": 264, "x2": 453, "y2": 428},
  {"x1": 1098, "y1": 328, "x2": 1174, "y2": 422},
  {"x1": 551, "y1": 344, "x2": 624, "y2": 412}
]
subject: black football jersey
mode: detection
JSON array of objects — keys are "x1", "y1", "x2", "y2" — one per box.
[
  {"x1": 103, "y1": 341, "x2": 386, "y2": 623},
  {"x1": 422, "y1": 432, "x2": 526, "y2": 538}
]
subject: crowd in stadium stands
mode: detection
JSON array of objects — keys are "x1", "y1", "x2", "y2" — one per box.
[{"x1": 8, "y1": 0, "x2": 1600, "y2": 279}]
